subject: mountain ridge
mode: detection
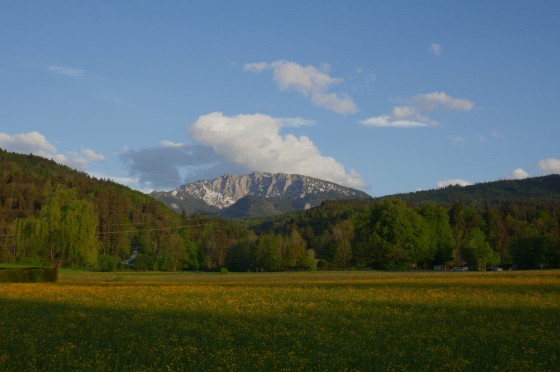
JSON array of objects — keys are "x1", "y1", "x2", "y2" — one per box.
[{"x1": 151, "y1": 171, "x2": 371, "y2": 218}]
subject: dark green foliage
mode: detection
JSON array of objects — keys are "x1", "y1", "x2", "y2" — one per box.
[
  {"x1": 249, "y1": 182, "x2": 560, "y2": 270},
  {"x1": 15, "y1": 186, "x2": 99, "y2": 270},
  {"x1": 352, "y1": 199, "x2": 432, "y2": 269},
  {"x1": 387, "y1": 174, "x2": 560, "y2": 205},
  {"x1": 133, "y1": 253, "x2": 154, "y2": 271},
  {"x1": 221, "y1": 195, "x2": 289, "y2": 219},
  {"x1": 419, "y1": 204, "x2": 456, "y2": 264},
  {"x1": 0, "y1": 267, "x2": 57, "y2": 283},
  {"x1": 459, "y1": 228, "x2": 500, "y2": 270},
  {"x1": 0, "y1": 150, "x2": 179, "y2": 265},
  {"x1": 2, "y1": 149, "x2": 559, "y2": 271},
  {"x1": 510, "y1": 228, "x2": 556, "y2": 269},
  {"x1": 226, "y1": 241, "x2": 253, "y2": 272},
  {"x1": 0, "y1": 150, "x2": 242, "y2": 271},
  {"x1": 97, "y1": 255, "x2": 121, "y2": 272},
  {"x1": 253, "y1": 234, "x2": 283, "y2": 271}
]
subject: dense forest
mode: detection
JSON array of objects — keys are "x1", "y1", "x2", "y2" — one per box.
[
  {"x1": 250, "y1": 197, "x2": 560, "y2": 270},
  {"x1": 0, "y1": 150, "x2": 245, "y2": 271},
  {"x1": 1, "y1": 149, "x2": 559, "y2": 271}
]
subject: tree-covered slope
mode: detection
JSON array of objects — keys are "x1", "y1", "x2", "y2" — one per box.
[
  {"x1": 0, "y1": 149, "x2": 245, "y2": 270},
  {"x1": 0, "y1": 150, "x2": 178, "y2": 262},
  {"x1": 384, "y1": 175, "x2": 560, "y2": 205}
]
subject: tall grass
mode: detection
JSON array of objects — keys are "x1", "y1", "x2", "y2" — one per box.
[{"x1": 1, "y1": 270, "x2": 559, "y2": 370}]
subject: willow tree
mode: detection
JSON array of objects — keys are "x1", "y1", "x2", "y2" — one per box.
[{"x1": 16, "y1": 186, "x2": 99, "y2": 270}]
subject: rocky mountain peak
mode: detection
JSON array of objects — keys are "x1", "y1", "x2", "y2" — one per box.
[{"x1": 152, "y1": 172, "x2": 371, "y2": 218}]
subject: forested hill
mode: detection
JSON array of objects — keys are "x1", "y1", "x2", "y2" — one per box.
[
  {"x1": 0, "y1": 149, "x2": 176, "y2": 219},
  {"x1": 0, "y1": 149, "x2": 245, "y2": 270},
  {"x1": 0, "y1": 150, "x2": 173, "y2": 259},
  {"x1": 383, "y1": 175, "x2": 560, "y2": 205}
]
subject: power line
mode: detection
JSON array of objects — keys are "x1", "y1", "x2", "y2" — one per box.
[
  {"x1": 0, "y1": 219, "x2": 195, "y2": 230},
  {"x1": 97, "y1": 221, "x2": 218, "y2": 236},
  {"x1": 0, "y1": 220, "x2": 222, "y2": 240},
  {"x1": 0, "y1": 215, "x2": 222, "y2": 232}
]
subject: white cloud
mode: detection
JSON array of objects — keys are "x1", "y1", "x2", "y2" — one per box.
[
  {"x1": 243, "y1": 62, "x2": 268, "y2": 73},
  {"x1": 507, "y1": 168, "x2": 529, "y2": 180},
  {"x1": 244, "y1": 60, "x2": 358, "y2": 114},
  {"x1": 112, "y1": 176, "x2": 140, "y2": 185},
  {"x1": 275, "y1": 117, "x2": 316, "y2": 127},
  {"x1": 309, "y1": 91, "x2": 357, "y2": 114},
  {"x1": 0, "y1": 131, "x2": 104, "y2": 170},
  {"x1": 48, "y1": 65, "x2": 85, "y2": 78},
  {"x1": 361, "y1": 92, "x2": 473, "y2": 129},
  {"x1": 428, "y1": 43, "x2": 443, "y2": 56},
  {"x1": 538, "y1": 158, "x2": 560, "y2": 174},
  {"x1": 189, "y1": 112, "x2": 365, "y2": 188},
  {"x1": 90, "y1": 172, "x2": 156, "y2": 194},
  {"x1": 90, "y1": 172, "x2": 139, "y2": 187},
  {"x1": 361, "y1": 104, "x2": 436, "y2": 128},
  {"x1": 161, "y1": 140, "x2": 184, "y2": 148},
  {"x1": 67, "y1": 148, "x2": 106, "y2": 169},
  {"x1": 270, "y1": 61, "x2": 341, "y2": 93},
  {"x1": 436, "y1": 178, "x2": 472, "y2": 188},
  {"x1": 414, "y1": 92, "x2": 474, "y2": 112},
  {"x1": 360, "y1": 115, "x2": 428, "y2": 128},
  {"x1": 0, "y1": 131, "x2": 57, "y2": 155},
  {"x1": 391, "y1": 106, "x2": 416, "y2": 119},
  {"x1": 81, "y1": 148, "x2": 105, "y2": 162}
]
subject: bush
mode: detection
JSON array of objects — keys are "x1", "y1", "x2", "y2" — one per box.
[
  {"x1": 0, "y1": 267, "x2": 58, "y2": 283},
  {"x1": 133, "y1": 253, "x2": 154, "y2": 271},
  {"x1": 97, "y1": 255, "x2": 121, "y2": 272},
  {"x1": 155, "y1": 256, "x2": 173, "y2": 271},
  {"x1": 317, "y1": 259, "x2": 331, "y2": 271},
  {"x1": 384, "y1": 262, "x2": 414, "y2": 271}
]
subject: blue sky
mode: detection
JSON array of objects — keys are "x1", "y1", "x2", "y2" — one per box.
[{"x1": 1, "y1": 1, "x2": 559, "y2": 196}]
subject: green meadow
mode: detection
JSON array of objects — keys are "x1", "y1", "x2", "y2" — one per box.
[{"x1": 1, "y1": 270, "x2": 559, "y2": 371}]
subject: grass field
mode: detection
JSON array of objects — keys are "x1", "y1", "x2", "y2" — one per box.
[{"x1": 1, "y1": 270, "x2": 559, "y2": 371}]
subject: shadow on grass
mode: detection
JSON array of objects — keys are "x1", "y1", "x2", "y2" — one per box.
[
  {"x1": 1, "y1": 295, "x2": 559, "y2": 371},
  {"x1": 0, "y1": 267, "x2": 57, "y2": 283}
]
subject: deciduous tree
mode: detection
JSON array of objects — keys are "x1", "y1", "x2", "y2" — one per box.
[{"x1": 16, "y1": 186, "x2": 99, "y2": 270}]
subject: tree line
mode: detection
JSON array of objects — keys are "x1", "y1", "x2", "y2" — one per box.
[
  {"x1": 6, "y1": 186, "x2": 560, "y2": 272},
  {"x1": 257, "y1": 198, "x2": 560, "y2": 271},
  {"x1": 1, "y1": 150, "x2": 559, "y2": 271}
]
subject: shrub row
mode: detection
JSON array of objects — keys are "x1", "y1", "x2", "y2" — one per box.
[{"x1": 0, "y1": 267, "x2": 58, "y2": 283}]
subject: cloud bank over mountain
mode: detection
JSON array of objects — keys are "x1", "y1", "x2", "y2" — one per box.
[
  {"x1": 189, "y1": 112, "x2": 365, "y2": 188},
  {"x1": 118, "y1": 112, "x2": 365, "y2": 190}
]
